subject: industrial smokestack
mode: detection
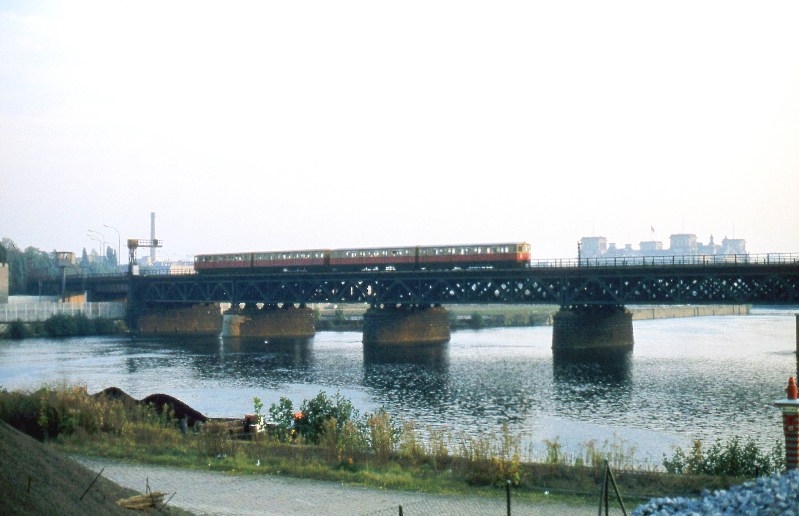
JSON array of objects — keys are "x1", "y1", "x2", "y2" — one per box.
[{"x1": 150, "y1": 212, "x2": 156, "y2": 264}]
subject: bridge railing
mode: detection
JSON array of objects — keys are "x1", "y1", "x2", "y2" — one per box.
[{"x1": 532, "y1": 253, "x2": 799, "y2": 268}]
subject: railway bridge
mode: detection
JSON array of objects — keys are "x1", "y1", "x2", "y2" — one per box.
[{"x1": 40, "y1": 253, "x2": 799, "y2": 358}]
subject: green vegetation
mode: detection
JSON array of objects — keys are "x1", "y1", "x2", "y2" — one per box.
[
  {"x1": 0, "y1": 384, "x2": 785, "y2": 504},
  {"x1": 2, "y1": 314, "x2": 126, "y2": 339},
  {"x1": 0, "y1": 237, "x2": 117, "y2": 296},
  {"x1": 662, "y1": 437, "x2": 784, "y2": 477}
]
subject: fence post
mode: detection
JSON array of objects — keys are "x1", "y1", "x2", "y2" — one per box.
[
  {"x1": 506, "y1": 479, "x2": 511, "y2": 516},
  {"x1": 775, "y1": 377, "x2": 799, "y2": 470},
  {"x1": 598, "y1": 462, "x2": 608, "y2": 515}
]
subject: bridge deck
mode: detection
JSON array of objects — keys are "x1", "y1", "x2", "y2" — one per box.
[{"x1": 38, "y1": 255, "x2": 799, "y2": 307}]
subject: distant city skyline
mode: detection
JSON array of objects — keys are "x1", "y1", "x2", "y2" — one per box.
[
  {"x1": 2, "y1": 2, "x2": 798, "y2": 260},
  {"x1": 580, "y1": 231, "x2": 747, "y2": 259}
]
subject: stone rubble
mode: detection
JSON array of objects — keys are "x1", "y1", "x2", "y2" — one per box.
[{"x1": 633, "y1": 469, "x2": 799, "y2": 515}]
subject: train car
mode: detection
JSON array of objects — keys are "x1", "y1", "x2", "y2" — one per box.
[
  {"x1": 194, "y1": 252, "x2": 252, "y2": 272},
  {"x1": 417, "y1": 242, "x2": 531, "y2": 269},
  {"x1": 329, "y1": 246, "x2": 417, "y2": 271},
  {"x1": 195, "y1": 242, "x2": 531, "y2": 274},
  {"x1": 252, "y1": 249, "x2": 329, "y2": 271}
]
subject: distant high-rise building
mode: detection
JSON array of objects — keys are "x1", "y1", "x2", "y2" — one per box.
[
  {"x1": 720, "y1": 237, "x2": 746, "y2": 255},
  {"x1": 669, "y1": 234, "x2": 698, "y2": 255},
  {"x1": 580, "y1": 237, "x2": 608, "y2": 257},
  {"x1": 579, "y1": 231, "x2": 747, "y2": 259}
]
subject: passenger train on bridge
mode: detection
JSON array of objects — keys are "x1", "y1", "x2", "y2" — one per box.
[{"x1": 194, "y1": 243, "x2": 532, "y2": 273}]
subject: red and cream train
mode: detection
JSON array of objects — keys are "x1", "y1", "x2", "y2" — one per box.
[{"x1": 194, "y1": 242, "x2": 531, "y2": 273}]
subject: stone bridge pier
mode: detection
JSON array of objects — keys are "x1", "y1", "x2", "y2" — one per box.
[
  {"x1": 135, "y1": 303, "x2": 223, "y2": 335},
  {"x1": 363, "y1": 304, "x2": 450, "y2": 346},
  {"x1": 222, "y1": 303, "x2": 315, "y2": 339},
  {"x1": 552, "y1": 305, "x2": 634, "y2": 359}
]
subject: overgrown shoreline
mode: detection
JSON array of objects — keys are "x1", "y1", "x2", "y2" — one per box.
[
  {"x1": 1, "y1": 313, "x2": 127, "y2": 339},
  {"x1": 0, "y1": 384, "x2": 785, "y2": 507}
]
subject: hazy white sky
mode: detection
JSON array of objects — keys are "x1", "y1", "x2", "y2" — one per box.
[{"x1": 2, "y1": 1, "x2": 798, "y2": 261}]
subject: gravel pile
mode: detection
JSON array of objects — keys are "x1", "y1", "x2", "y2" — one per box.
[{"x1": 633, "y1": 469, "x2": 799, "y2": 515}]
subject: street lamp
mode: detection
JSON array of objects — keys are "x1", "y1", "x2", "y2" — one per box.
[
  {"x1": 87, "y1": 233, "x2": 105, "y2": 254},
  {"x1": 103, "y1": 224, "x2": 122, "y2": 270},
  {"x1": 86, "y1": 234, "x2": 104, "y2": 269},
  {"x1": 88, "y1": 229, "x2": 107, "y2": 256}
]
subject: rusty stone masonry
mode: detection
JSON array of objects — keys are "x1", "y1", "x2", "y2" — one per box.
[
  {"x1": 552, "y1": 306, "x2": 634, "y2": 358},
  {"x1": 362, "y1": 305, "x2": 450, "y2": 345},
  {"x1": 137, "y1": 304, "x2": 222, "y2": 335},
  {"x1": 222, "y1": 304, "x2": 315, "y2": 338}
]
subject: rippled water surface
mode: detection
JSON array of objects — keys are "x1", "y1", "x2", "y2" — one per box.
[{"x1": 1, "y1": 308, "x2": 796, "y2": 463}]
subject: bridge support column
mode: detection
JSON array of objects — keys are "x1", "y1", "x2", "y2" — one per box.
[
  {"x1": 137, "y1": 303, "x2": 223, "y2": 335},
  {"x1": 363, "y1": 305, "x2": 450, "y2": 346},
  {"x1": 552, "y1": 305, "x2": 633, "y2": 359},
  {"x1": 222, "y1": 304, "x2": 315, "y2": 339}
]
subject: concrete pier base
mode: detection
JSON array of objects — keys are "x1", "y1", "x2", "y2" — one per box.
[
  {"x1": 137, "y1": 304, "x2": 222, "y2": 335},
  {"x1": 222, "y1": 304, "x2": 315, "y2": 339},
  {"x1": 363, "y1": 305, "x2": 450, "y2": 346},
  {"x1": 552, "y1": 305, "x2": 633, "y2": 359}
]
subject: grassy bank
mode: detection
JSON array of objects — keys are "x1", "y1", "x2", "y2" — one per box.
[
  {"x1": 0, "y1": 384, "x2": 784, "y2": 507},
  {"x1": 1, "y1": 313, "x2": 127, "y2": 339}
]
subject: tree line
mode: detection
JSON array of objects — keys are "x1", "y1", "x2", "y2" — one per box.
[{"x1": 0, "y1": 238, "x2": 118, "y2": 295}]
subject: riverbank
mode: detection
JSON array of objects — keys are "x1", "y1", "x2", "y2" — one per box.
[{"x1": 316, "y1": 303, "x2": 751, "y2": 331}]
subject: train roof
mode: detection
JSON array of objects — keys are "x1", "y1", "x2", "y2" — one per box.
[{"x1": 195, "y1": 242, "x2": 530, "y2": 258}]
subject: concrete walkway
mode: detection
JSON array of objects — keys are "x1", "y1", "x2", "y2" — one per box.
[{"x1": 74, "y1": 457, "x2": 598, "y2": 515}]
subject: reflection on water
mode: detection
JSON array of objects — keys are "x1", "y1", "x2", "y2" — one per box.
[
  {"x1": 362, "y1": 343, "x2": 451, "y2": 417},
  {"x1": 0, "y1": 310, "x2": 796, "y2": 462},
  {"x1": 363, "y1": 342, "x2": 449, "y2": 369},
  {"x1": 552, "y1": 352, "x2": 633, "y2": 389}
]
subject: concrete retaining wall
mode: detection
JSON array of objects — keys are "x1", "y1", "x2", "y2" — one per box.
[{"x1": 630, "y1": 304, "x2": 750, "y2": 320}]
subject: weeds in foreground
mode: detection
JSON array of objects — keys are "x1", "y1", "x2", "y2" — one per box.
[{"x1": 0, "y1": 385, "x2": 787, "y2": 499}]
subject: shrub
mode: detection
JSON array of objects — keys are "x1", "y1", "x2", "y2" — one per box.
[
  {"x1": 366, "y1": 409, "x2": 396, "y2": 463},
  {"x1": 663, "y1": 436, "x2": 784, "y2": 477},
  {"x1": 4, "y1": 320, "x2": 29, "y2": 339},
  {"x1": 397, "y1": 421, "x2": 424, "y2": 465},
  {"x1": 426, "y1": 426, "x2": 452, "y2": 470},
  {"x1": 294, "y1": 391, "x2": 358, "y2": 444},
  {"x1": 44, "y1": 314, "x2": 79, "y2": 337}
]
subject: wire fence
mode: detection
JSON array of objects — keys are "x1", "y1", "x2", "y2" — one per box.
[{"x1": 0, "y1": 301, "x2": 126, "y2": 323}]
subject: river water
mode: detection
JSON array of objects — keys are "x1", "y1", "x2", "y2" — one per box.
[{"x1": 1, "y1": 308, "x2": 796, "y2": 466}]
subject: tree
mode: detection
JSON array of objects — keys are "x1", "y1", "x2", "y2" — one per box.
[{"x1": 105, "y1": 247, "x2": 117, "y2": 268}]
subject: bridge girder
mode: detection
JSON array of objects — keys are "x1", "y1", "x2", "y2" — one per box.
[{"x1": 127, "y1": 263, "x2": 799, "y2": 307}]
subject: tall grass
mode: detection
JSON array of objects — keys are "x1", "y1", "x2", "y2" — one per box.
[{"x1": 0, "y1": 385, "x2": 786, "y2": 498}]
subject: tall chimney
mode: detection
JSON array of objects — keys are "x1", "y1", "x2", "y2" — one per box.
[{"x1": 150, "y1": 212, "x2": 156, "y2": 264}]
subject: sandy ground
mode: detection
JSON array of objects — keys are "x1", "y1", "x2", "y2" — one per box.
[{"x1": 74, "y1": 456, "x2": 599, "y2": 515}]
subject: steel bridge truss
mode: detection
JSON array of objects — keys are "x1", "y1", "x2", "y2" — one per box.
[{"x1": 135, "y1": 263, "x2": 799, "y2": 307}]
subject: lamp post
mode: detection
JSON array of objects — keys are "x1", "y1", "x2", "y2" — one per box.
[
  {"x1": 86, "y1": 233, "x2": 106, "y2": 272},
  {"x1": 103, "y1": 224, "x2": 122, "y2": 271},
  {"x1": 88, "y1": 229, "x2": 107, "y2": 257}
]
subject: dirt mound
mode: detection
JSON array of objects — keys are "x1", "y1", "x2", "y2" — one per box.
[
  {"x1": 91, "y1": 386, "x2": 139, "y2": 406},
  {"x1": 0, "y1": 421, "x2": 140, "y2": 514},
  {"x1": 92, "y1": 387, "x2": 208, "y2": 427},
  {"x1": 141, "y1": 393, "x2": 208, "y2": 426}
]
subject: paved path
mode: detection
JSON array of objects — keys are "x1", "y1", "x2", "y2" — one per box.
[{"x1": 75, "y1": 457, "x2": 598, "y2": 515}]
